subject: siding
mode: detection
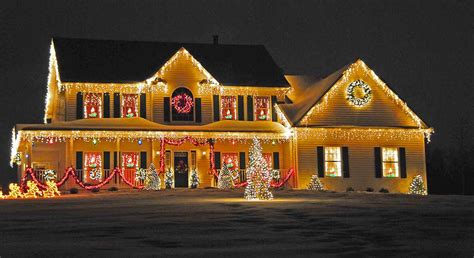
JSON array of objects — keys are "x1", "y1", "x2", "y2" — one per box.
[{"x1": 296, "y1": 130, "x2": 427, "y2": 193}]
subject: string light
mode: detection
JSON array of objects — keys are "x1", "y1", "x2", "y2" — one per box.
[{"x1": 297, "y1": 127, "x2": 433, "y2": 142}]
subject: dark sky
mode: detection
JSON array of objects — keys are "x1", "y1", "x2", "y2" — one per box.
[{"x1": 0, "y1": 0, "x2": 472, "y2": 185}]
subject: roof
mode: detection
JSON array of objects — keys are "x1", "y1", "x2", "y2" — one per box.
[
  {"x1": 16, "y1": 117, "x2": 288, "y2": 133},
  {"x1": 52, "y1": 37, "x2": 290, "y2": 87},
  {"x1": 279, "y1": 63, "x2": 350, "y2": 125}
]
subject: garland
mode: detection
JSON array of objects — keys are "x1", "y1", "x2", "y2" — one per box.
[{"x1": 172, "y1": 93, "x2": 193, "y2": 114}]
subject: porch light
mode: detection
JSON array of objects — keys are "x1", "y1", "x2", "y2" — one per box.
[{"x1": 202, "y1": 151, "x2": 207, "y2": 156}]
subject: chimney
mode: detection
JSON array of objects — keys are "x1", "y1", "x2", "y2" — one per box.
[{"x1": 213, "y1": 35, "x2": 219, "y2": 45}]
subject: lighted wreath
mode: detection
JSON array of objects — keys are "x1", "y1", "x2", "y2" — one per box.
[
  {"x1": 346, "y1": 80, "x2": 372, "y2": 107},
  {"x1": 172, "y1": 93, "x2": 193, "y2": 114}
]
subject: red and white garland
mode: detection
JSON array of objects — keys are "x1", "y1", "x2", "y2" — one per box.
[{"x1": 172, "y1": 93, "x2": 193, "y2": 114}]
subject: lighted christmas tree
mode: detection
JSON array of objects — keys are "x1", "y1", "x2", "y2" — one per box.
[
  {"x1": 24, "y1": 181, "x2": 42, "y2": 198},
  {"x1": 307, "y1": 175, "x2": 324, "y2": 191},
  {"x1": 409, "y1": 175, "x2": 427, "y2": 195},
  {"x1": 165, "y1": 168, "x2": 174, "y2": 189},
  {"x1": 190, "y1": 169, "x2": 200, "y2": 189},
  {"x1": 43, "y1": 180, "x2": 61, "y2": 197},
  {"x1": 244, "y1": 138, "x2": 273, "y2": 200},
  {"x1": 218, "y1": 164, "x2": 234, "y2": 190},
  {"x1": 144, "y1": 163, "x2": 161, "y2": 191}
]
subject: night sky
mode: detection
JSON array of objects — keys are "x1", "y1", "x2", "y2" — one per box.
[{"x1": 0, "y1": 0, "x2": 472, "y2": 187}]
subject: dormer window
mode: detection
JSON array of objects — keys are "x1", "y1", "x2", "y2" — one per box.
[
  {"x1": 254, "y1": 96, "x2": 270, "y2": 121},
  {"x1": 84, "y1": 93, "x2": 102, "y2": 118},
  {"x1": 221, "y1": 96, "x2": 236, "y2": 120},
  {"x1": 122, "y1": 94, "x2": 138, "y2": 118}
]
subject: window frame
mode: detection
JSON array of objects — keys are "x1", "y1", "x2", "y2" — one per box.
[{"x1": 324, "y1": 146, "x2": 342, "y2": 177}]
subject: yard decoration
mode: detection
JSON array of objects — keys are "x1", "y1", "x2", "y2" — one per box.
[
  {"x1": 43, "y1": 180, "x2": 61, "y2": 197},
  {"x1": 190, "y1": 169, "x2": 199, "y2": 189},
  {"x1": 144, "y1": 163, "x2": 161, "y2": 191},
  {"x1": 244, "y1": 138, "x2": 273, "y2": 200},
  {"x1": 409, "y1": 175, "x2": 427, "y2": 195},
  {"x1": 165, "y1": 168, "x2": 174, "y2": 189},
  {"x1": 307, "y1": 175, "x2": 324, "y2": 191},
  {"x1": 218, "y1": 164, "x2": 233, "y2": 190}
]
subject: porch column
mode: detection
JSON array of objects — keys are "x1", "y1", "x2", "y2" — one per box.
[{"x1": 159, "y1": 138, "x2": 165, "y2": 173}]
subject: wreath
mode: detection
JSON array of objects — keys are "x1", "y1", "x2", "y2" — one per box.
[
  {"x1": 346, "y1": 80, "x2": 372, "y2": 107},
  {"x1": 172, "y1": 93, "x2": 193, "y2": 114}
]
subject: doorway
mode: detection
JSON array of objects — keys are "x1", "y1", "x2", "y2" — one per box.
[{"x1": 174, "y1": 152, "x2": 189, "y2": 187}]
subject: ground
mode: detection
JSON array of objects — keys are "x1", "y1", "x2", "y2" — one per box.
[{"x1": 0, "y1": 189, "x2": 473, "y2": 257}]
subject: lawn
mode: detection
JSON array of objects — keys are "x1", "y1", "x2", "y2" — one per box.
[{"x1": 0, "y1": 189, "x2": 473, "y2": 257}]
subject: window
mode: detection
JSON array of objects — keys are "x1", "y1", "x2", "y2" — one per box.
[
  {"x1": 254, "y1": 96, "x2": 270, "y2": 121},
  {"x1": 84, "y1": 93, "x2": 102, "y2": 118},
  {"x1": 221, "y1": 96, "x2": 237, "y2": 120},
  {"x1": 84, "y1": 152, "x2": 102, "y2": 182},
  {"x1": 171, "y1": 87, "x2": 194, "y2": 121},
  {"x1": 122, "y1": 94, "x2": 138, "y2": 118},
  {"x1": 325, "y1": 147, "x2": 341, "y2": 177},
  {"x1": 223, "y1": 153, "x2": 238, "y2": 171},
  {"x1": 382, "y1": 147, "x2": 399, "y2": 177},
  {"x1": 122, "y1": 152, "x2": 139, "y2": 169}
]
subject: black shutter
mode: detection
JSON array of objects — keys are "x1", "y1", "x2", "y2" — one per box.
[
  {"x1": 103, "y1": 93, "x2": 110, "y2": 118},
  {"x1": 213, "y1": 95, "x2": 220, "y2": 121},
  {"x1": 164, "y1": 97, "x2": 170, "y2": 122},
  {"x1": 342, "y1": 147, "x2": 350, "y2": 178},
  {"x1": 76, "y1": 152, "x2": 83, "y2": 169},
  {"x1": 140, "y1": 93, "x2": 146, "y2": 118},
  {"x1": 238, "y1": 95, "x2": 244, "y2": 121},
  {"x1": 317, "y1": 146, "x2": 324, "y2": 177},
  {"x1": 214, "y1": 152, "x2": 221, "y2": 169},
  {"x1": 113, "y1": 151, "x2": 118, "y2": 168},
  {"x1": 247, "y1": 95, "x2": 254, "y2": 121},
  {"x1": 273, "y1": 152, "x2": 280, "y2": 169},
  {"x1": 271, "y1": 96, "x2": 278, "y2": 122},
  {"x1": 140, "y1": 152, "x2": 147, "y2": 169},
  {"x1": 374, "y1": 147, "x2": 382, "y2": 178},
  {"x1": 239, "y1": 152, "x2": 246, "y2": 169},
  {"x1": 195, "y1": 98, "x2": 202, "y2": 123},
  {"x1": 103, "y1": 152, "x2": 110, "y2": 169},
  {"x1": 113, "y1": 93, "x2": 120, "y2": 118},
  {"x1": 76, "y1": 92, "x2": 83, "y2": 119},
  {"x1": 399, "y1": 147, "x2": 407, "y2": 178}
]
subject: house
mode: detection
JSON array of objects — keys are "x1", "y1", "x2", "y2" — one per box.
[{"x1": 10, "y1": 37, "x2": 432, "y2": 193}]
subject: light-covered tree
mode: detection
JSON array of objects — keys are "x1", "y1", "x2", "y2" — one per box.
[
  {"x1": 409, "y1": 175, "x2": 427, "y2": 195},
  {"x1": 190, "y1": 169, "x2": 200, "y2": 189},
  {"x1": 307, "y1": 175, "x2": 324, "y2": 191},
  {"x1": 164, "y1": 168, "x2": 174, "y2": 189},
  {"x1": 144, "y1": 163, "x2": 161, "y2": 190},
  {"x1": 244, "y1": 138, "x2": 273, "y2": 200},
  {"x1": 218, "y1": 164, "x2": 233, "y2": 190}
]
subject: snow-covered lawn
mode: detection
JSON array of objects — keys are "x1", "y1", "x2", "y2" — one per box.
[{"x1": 0, "y1": 189, "x2": 472, "y2": 256}]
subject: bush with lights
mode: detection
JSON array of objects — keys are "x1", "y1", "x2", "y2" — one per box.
[
  {"x1": 307, "y1": 175, "x2": 324, "y2": 191},
  {"x1": 244, "y1": 138, "x2": 273, "y2": 200},
  {"x1": 190, "y1": 169, "x2": 199, "y2": 189},
  {"x1": 409, "y1": 175, "x2": 427, "y2": 195},
  {"x1": 165, "y1": 168, "x2": 174, "y2": 189}
]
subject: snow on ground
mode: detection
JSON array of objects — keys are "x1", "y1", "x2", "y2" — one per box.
[{"x1": 0, "y1": 189, "x2": 473, "y2": 257}]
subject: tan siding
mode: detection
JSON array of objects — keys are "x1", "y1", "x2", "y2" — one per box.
[
  {"x1": 304, "y1": 66, "x2": 419, "y2": 127},
  {"x1": 296, "y1": 131, "x2": 427, "y2": 193},
  {"x1": 65, "y1": 89, "x2": 76, "y2": 121}
]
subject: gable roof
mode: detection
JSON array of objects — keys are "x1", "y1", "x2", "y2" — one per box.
[
  {"x1": 52, "y1": 37, "x2": 290, "y2": 87},
  {"x1": 280, "y1": 63, "x2": 350, "y2": 125}
]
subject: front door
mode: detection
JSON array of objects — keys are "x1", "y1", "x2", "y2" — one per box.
[{"x1": 174, "y1": 152, "x2": 189, "y2": 187}]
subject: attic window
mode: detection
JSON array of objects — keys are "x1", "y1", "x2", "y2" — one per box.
[
  {"x1": 221, "y1": 96, "x2": 236, "y2": 120},
  {"x1": 84, "y1": 93, "x2": 102, "y2": 118},
  {"x1": 254, "y1": 96, "x2": 270, "y2": 121},
  {"x1": 122, "y1": 94, "x2": 138, "y2": 118}
]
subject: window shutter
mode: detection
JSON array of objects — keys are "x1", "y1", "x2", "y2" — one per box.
[
  {"x1": 76, "y1": 92, "x2": 83, "y2": 119},
  {"x1": 140, "y1": 152, "x2": 147, "y2": 169},
  {"x1": 140, "y1": 93, "x2": 146, "y2": 118},
  {"x1": 113, "y1": 93, "x2": 120, "y2": 118},
  {"x1": 317, "y1": 146, "x2": 324, "y2": 177},
  {"x1": 374, "y1": 147, "x2": 382, "y2": 178},
  {"x1": 238, "y1": 95, "x2": 244, "y2": 121},
  {"x1": 273, "y1": 152, "x2": 280, "y2": 169},
  {"x1": 164, "y1": 97, "x2": 170, "y2": 122},
  {"x1": 113, "y1": 151, "x2": 118, "y2": 168},
  {"x1": 342, "y1": 147, "x2": 350, "y2": 178},
  {"x1": 247, "y1": 95, "x2": 254, "y2": 121},
  {"x1": 399, "y1": 147, "x2": 407, "y2": 178},
  {"x1": 76, "y1": 151, "x2": 83, "y2": 169},
  {"x1": 213, "y1": 95, "x2": 220, "y2": 121},
  {"x1": 239, "y1": 152, "x2": 246, "y2": 169},
  {"x1": 214, "y1": 152, "x2": 221, "y2": 169},
  {"x1": 103, "y1": 93, "x2": 110, "y2": 118},
  {"x1": 103, "y1": 152, "x2": 110, "y2": 170},
  {"x1": 271, "y1": 96, "x2": 278, "y2": 122},
  {"x1": 195, "y1": 98, "x2": 202, "y2": 123}
]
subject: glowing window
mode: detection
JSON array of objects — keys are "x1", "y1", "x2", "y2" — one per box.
[
  {"x1": 223, "y1": 153, "x2": 239, "y2": 171},
  {"x1": 84, "y1": 93, "x2": 102, "y2": 118},
  {"x1": 254, "y1": 96, "x2": 270, "y2": 121},
  {"x1": 122, "y1": 94, "x2": 138, "y2": 118},
  {"x1": 325, "y1": 147, "x2": 341, "y2": 177},
  {"x1": 382, "y1": 147, "x2": 399, "y2": 177},
  {"x1": 221, "y1": 96, "x2": 237, "y2": 120},
  {"x1": 84, "y1": 152, "x2": 102, "y2": 182}
]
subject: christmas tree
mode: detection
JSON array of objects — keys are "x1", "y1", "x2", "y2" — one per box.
[
  {"x1": 409, "y1": 175, "x2": 427, "y2": 195},
  {"x1": 190, "y1": 169, "x2": 200, "y2": 189},
  {"x1": 218, "y1": 163, "x2": 234, "y2": 190},
  {"x1": 165, "y1": 168, "x2": 174, "y2": 189},
  {"x1": 307, "y1": 175, "x2": 324, "y2": 191},
  {"x1": 144, "y1": 163, "x2": 161, "y2": 191},
  {"x1": 244, "y1": 138, "x2": 273, "y2": 200}
]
